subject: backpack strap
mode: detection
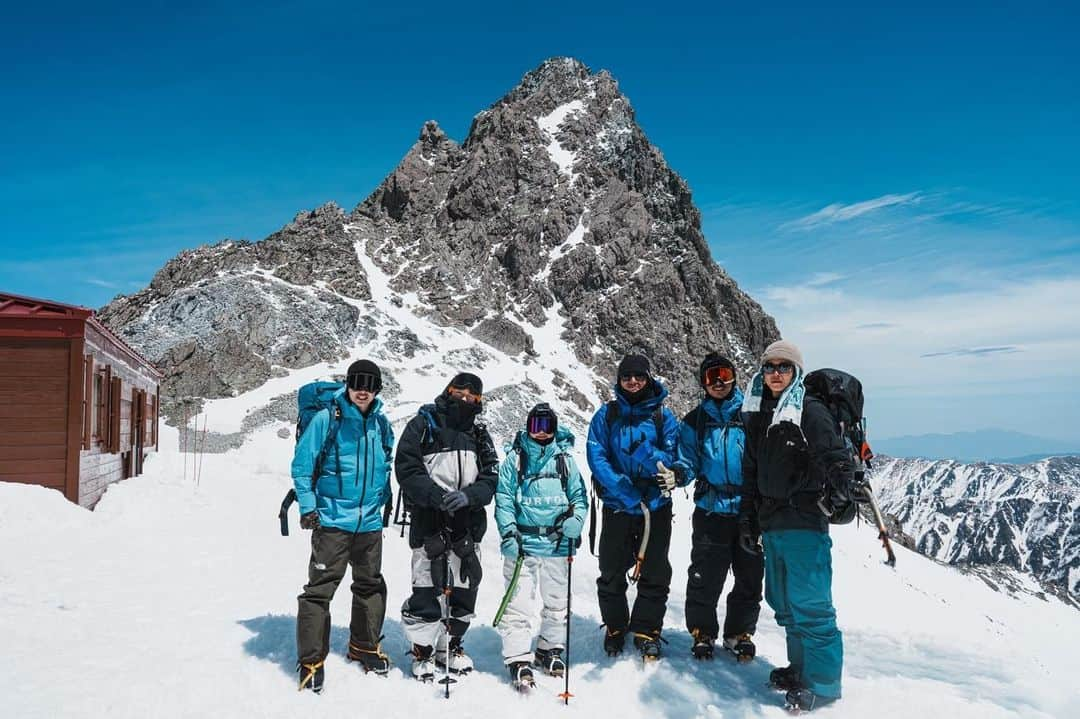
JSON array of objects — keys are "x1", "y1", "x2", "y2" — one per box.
[
  {"x1": 311, "y1": 404, "x2": 343, "y2": 494},
  {"x1": 652, "y1": 407, "x2": 666, "y2": 451},
  {"x1": 607, "y1": 400, "x2": 667, "y2": 451}
]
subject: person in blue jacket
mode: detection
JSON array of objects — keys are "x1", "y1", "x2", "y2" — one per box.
[
  {"x1": 587, "y1": 354, "x2": 681, "y2": 660},
  {"x1": 494, "y1": 403, "x2": 587, "y2": 689},
  {"x1": 293, "y1": 360, "x2": 394, "y2": 693},
  {"x1": 677, "y1": 353, "x2": 763, "y2": 662}
]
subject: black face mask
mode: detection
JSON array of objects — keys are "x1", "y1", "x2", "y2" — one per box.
[
  {"x1": 618, "y1": 379, "x2": 655, "y2": 405},
  {"x1": 443, "y1": 395, "x2": 481, "y2": 430}
]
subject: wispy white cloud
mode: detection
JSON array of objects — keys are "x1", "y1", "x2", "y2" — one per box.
[
  {"x1": 920, "y1": 346, "x2": 1022, "y2": 358},
  {"x1": 756, "y1": 275, "x2": 1080, "y2": 436},
  {"x1": 780, "y1": 192, "x2": 922, "y2": 231},
  {"x1": 85, "y1": 278, "x2": 120, "y2": 289}
]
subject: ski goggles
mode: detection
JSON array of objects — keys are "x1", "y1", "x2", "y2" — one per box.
[
  {"x1": 347, "y1": 372, "x2": 379, "y2": 392},
  {"x1": 761, "y1": 362, "x2": 796, "y2": 375},
  {"x1": 527, "y1": 413, "x2": 557, "y2": 435},
  {"x1": 448, "y1": 386, "x2": 482, "y2": 404},
  {"x1": 703, "y1": 365, "x2": 735, "y2": 385}
]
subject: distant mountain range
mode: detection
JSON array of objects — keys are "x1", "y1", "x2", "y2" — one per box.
[{"x1": 873, "y1": 429, "x2": 1079, "y2": 463}]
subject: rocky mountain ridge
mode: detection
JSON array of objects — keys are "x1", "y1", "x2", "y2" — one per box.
[{"x1": 99, "y1": 57, "x2": 779, "y2": 416}]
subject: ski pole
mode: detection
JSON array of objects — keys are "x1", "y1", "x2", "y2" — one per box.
[
  {"x1": 438, "y1": 544, "x2": 456, "y2": 698},
  {"x1": 558, "y1": 543, "x2": 575, "y2": 705}
]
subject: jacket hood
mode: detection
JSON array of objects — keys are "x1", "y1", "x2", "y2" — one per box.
[
  {"x1": 506, "y1": 425, "x2": 575, "y2": 472},
  {"x1": 613, "y1": 378, "x2": 669, "y2": 416},
  {"x1": 703, "y1": 387, "x2": 743, "y2": 424}
]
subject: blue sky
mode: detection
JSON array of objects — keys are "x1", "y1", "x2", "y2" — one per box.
[{"x1": 2, "y1": 1, "x2": 1078, "y2": 442}]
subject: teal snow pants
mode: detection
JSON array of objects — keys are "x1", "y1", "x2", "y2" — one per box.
[{"x1": 762, "y1": 529, "x2": 843, "y2": 698}]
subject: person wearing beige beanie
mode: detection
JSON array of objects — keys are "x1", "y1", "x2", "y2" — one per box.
[{"x1": 738, "y1": 339, "x2": 849, "y2": 713}]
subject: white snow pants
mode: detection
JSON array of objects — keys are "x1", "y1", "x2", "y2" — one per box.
[{"x1": 497, "y1": 554, "x2": 569, "y2": 664}]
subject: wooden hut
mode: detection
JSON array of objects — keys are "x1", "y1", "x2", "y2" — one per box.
[{"x1": 0, "y1": 291, "x2": 162, "y2": 508}]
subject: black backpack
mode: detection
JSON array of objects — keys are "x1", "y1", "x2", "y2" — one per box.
[{"x1": 802, "y1": 368, "x2": 874, "y2": 524}]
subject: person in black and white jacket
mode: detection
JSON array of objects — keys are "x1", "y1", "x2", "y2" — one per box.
[{"x1": 395, "y1": 373, "x2": 499, "y2": 681}]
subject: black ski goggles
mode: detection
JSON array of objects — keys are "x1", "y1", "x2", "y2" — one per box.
[
  {"x1": 762, "y1": 362, "x2": 795, "y2": 376},
  {"x1": 619, "y1": 372, "x2": 648, "y2": 383},
  {"x1": 703, "y1": 365, "x2": 735, "y2": 385},
  {"x1": 527, "y1": 413, "x2": 557, "y2": 435},
  {"x1": 346, "y1": 372, "x2": 379, "y2": 392}
]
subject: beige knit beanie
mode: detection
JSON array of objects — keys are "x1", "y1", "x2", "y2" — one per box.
[{"x1": 761, "y1": 340, "x2": 804, "y2": 371}]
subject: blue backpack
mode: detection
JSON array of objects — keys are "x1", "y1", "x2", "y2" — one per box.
[{"x1": 279, "y1": 381, "x2": 393, "y2": 535}]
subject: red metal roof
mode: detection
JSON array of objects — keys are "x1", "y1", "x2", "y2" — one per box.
[{"x1": 0, "y1": 291, "x2": 163, "y2": 377}]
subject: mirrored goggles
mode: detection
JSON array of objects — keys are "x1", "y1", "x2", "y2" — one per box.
[
  {"x1": 761, "y1": 362, "x2": 795, "y2": 376},
  {"x1": 448, "y1": 386, "x2": 482, "y2": 404},
  {"x1": 703, "y1": 365, "x2": 735, "y2": 385},
  {"x1": 347, "y1": 372, "x2": 379, "y2": 392},
  {"x1": 527, "y1": 413, "x2": 557, "y2": 435}
]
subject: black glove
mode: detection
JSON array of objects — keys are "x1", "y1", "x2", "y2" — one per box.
[
  {"x1": 424, "y1": 532, "x2": 448, "y2": 560},
  {"x1": 737, "y1": 516, "x2": 761, "y2": 556},
  {"x1": 300, "y1": 511, "x2": 320, "y2": 530},
  {"x1": 452, "y1": 536, "x2": 482, "y2": 588},
  {"x1": 426, "y1": 533, "x2": 450, "y2": 591},
  {"x1": 441, "y1": 490, "x2": 469, "y2": 515}
]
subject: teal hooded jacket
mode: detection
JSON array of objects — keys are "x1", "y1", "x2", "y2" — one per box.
[
  {"x1": 494, "y1": 426, "x2": 588, "y2": 557},
  {"x1": 291, "y1": 391, "x2": 393, "y2": 533}
]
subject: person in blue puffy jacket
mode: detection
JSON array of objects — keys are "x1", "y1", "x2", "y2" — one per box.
[
  {"x1": 586, "y1": 354, "x2": 681, "y2": 661},
  {"x1": 494, "y1": 403, "x2": 587, "y2": 688},
  {"x1": 676, "y1": 352, "x2": 763, "y2": 663},
  {"x1": 293, "y1": 360, "x2": 394, "y2": 692}
]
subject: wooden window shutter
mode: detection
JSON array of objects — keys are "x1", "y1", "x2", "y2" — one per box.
[
  {"x1": 109, "y1": 375, "x2": 122, "y2": 453},
  {"x1": 149, "y1": 393, "x2": 157, "y2": 446},
  {"x1": 82, "y1": 355, "x2": 93, "y2": 450}
]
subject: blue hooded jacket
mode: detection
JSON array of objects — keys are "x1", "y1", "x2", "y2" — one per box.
[
  {"x1": 676, "y1": 388, "x2": 745, "y2": 516},
  {"x1": 586, "y1": 380, "x2": 680, "y2": 514},
  {"x1": 495, "y1": 426, "x2": 588, "y2": 557},
  {"x1": 291, "y1": 391, "x2": 394, "y2": 533}
]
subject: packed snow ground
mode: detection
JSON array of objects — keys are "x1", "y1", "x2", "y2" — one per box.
[{"x1": 1, "y1": 422, "x2": 1077, "y2": 719}]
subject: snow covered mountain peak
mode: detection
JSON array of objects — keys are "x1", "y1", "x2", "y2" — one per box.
[{"x1": 100, "y1": 57, "x2": 778, "y2": 420}]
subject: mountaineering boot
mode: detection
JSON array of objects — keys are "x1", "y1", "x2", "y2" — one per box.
[
  {"x1": 769, "y1": 665, "x2": 801, "y2": 691},
  {"x1": 410, "y1": 644, "x2": 436, "y2": 682},
  {"x1": 533, "y1": 646, "x2": 566, "y2": 676},
  {"x1": 723, "y1": 633, "x2": 756, "y2": 663},
  {"x1": 348, "y1": 640, "x2": 391, "y2": 675},
  {"x1": 633, "y1": 631, "x2": 663, "y2": 662},
  {"x1": 297, "y1": 660, "x2": 325, "y2": 693},
  {"x1": 435, "y1": 636, "x2": 474, "y2": 675},
  {"x1": 508, "y1": 661, "x2": 535, "y2": 692},
  {"x1": 784, "y1": 687, "x2": 837, "y2": 713},
  {"x1": 690, "y1": 629, "x2": 715, "y2": 660},
  {"x1": 603, "y1": 626, "x2": 626, "y2": 656}
]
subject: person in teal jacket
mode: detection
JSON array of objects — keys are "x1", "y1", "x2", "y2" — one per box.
[
  {"x1": 494, "y1": 403, "x2": 587, "y2": 689},
  {"x1": 294, "y1": 360, "x2": 394, "y2": 693},
  {"x1": 676, "y1": 353, "x2": 763, "y2": 662}
]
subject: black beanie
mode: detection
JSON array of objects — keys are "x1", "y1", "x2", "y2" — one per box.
[
  {"x1": 346, "y1": 359, "x2": 382, "y2": 392},
  {"x1": 699, "y1": 352, "x2": 736, "y2": 385},
  {"x1": 617, "y1": 354, "x2": 651, "y2": 378},
  {"x1": 448, "y1": 372, "x2": 483, "y2": 395}
]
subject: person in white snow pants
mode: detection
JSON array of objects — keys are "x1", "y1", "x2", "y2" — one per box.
[{"x1": 494, "y1": 403, "x2": 588, "y2": 686}]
